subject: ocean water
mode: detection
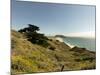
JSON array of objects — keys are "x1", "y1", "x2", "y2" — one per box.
[{"x1": 62, "y1": 37, "x2": 96, "y2": 51}]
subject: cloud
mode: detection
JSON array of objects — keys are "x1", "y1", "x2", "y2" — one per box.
[{"x1": 65, "y1": 31, "x2": 95, "y2": 38}]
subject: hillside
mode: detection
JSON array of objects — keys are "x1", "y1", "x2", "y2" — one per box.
[{"x1": 11, "y1": 30, "x2": 96, "y2": 74}]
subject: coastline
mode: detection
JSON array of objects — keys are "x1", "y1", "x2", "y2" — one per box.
[
  {"x1": 55, "y1": 37, "x2": 74, "y2": 48},
  {"x1": 54, "y1": 36, "x2": 95, "y2": 51}
]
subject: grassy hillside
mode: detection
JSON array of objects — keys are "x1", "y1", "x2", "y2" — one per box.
[{"x1": 11, "y1": 30, "x2": 96, "y2": 74}]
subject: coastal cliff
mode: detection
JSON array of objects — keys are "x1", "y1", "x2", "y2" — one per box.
[{"x1": 11, "y1": 30, "x2": 96, "y2": 74}]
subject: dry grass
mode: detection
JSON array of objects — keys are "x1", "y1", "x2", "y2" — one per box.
[{"x1": 11, "y1": 30, "x2": 96, "y2": 74}]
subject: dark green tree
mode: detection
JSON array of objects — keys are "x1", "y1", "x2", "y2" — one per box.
[
  {"x1": 18, "y1": 24, "x2": 49, "y2": 47},
  {"x1": 18, "y1": 24, "x2": 40, "y2": 33}
]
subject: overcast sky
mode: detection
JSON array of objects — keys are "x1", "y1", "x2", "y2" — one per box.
[{"x1": 11, "y1": 0, "x2": 95, "y2": 37}]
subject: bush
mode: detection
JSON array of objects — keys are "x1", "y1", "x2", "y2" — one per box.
[
  {"x1": 56, "y1": 40, "x2": 59, "y2": 42},
  {"x1": 74, "y1": 56, "x2": 95, "y2": 62},
  {"x1": 37, "y1": 39, "x2": 50, "y2": 47},
  {"x1": 49, "y1": 46, "x2": 56, "y2": 51}
]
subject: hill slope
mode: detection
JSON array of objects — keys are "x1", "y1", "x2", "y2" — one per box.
[{"x1": 11, "y1": 30, "x2": 96, "y2": 74}]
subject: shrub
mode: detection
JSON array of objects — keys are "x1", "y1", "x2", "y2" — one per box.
[
  {"x1": 49, "y1": 39, "x2": 52, "y2": 41},
  {"x1": 37, "y1": 39, "x2": 49, "y2": 47},
  {"x1": 49, "y1": 46, "x2": 56, "y2": 51},
  {"x1": 56, "y1": 40, "x2": 59, "y2": 42},
  {"x1": 74, "y1": 56, "x2": 95, "y2": 62}
]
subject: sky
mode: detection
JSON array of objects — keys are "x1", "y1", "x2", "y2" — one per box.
[{"x1": 11, "y1": 0, "x2": 95, "y2": 37}]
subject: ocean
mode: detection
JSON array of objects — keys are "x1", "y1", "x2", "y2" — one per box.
[{"x1": 62, "y1": 37, "x2": 96, "y2": 51}]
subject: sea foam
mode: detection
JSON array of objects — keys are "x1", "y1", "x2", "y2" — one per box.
[{"x1": 55, "y1": 37, "x2": 74, "y2": 48}]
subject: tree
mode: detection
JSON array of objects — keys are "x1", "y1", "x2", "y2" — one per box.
[
  {"x1": 27, "y1": 24, "x2": 40, "y2": 32},
  {"x1": 18, "y1": 24, "x2": 49, "y2": 47},
  {"x1": 18, "y1": 24, "x2": 40, "y2": 33}
]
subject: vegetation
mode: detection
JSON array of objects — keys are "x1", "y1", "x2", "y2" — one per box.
[
  {"x1": 18, "y1": 24, "x2": 49, "y2": 47},
  {"x1": 11, "y1": 24, "x2": 96, "y2": 74},
  {"x1": 18, "y1": 24, "x2": 40, "y2": 33}
]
